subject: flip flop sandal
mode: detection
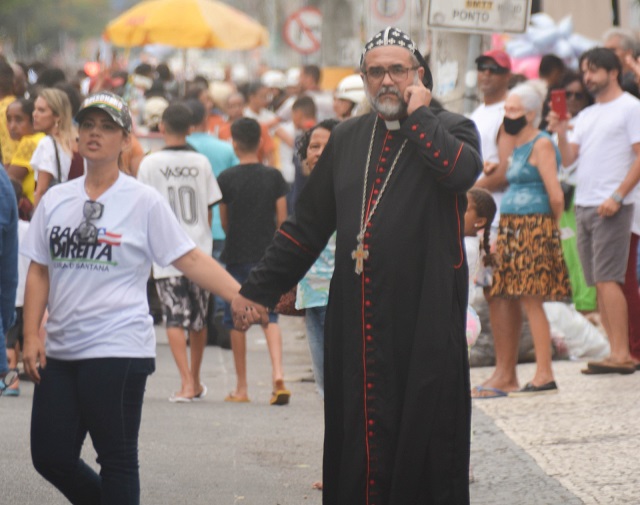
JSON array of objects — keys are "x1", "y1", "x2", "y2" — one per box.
[
  {"x1": 224, "y1": 393, "x2": 250, "y2": 403},
  {"x1": 0, "y1": 370, "x2": 18, "y2": 397},
  {"x1": 193, "y1": 383, "x2": 208, "y2": 401},
  {"x1": 471, "y1": 385, "x2": 509, "y2": 399},
  {"x1": 270, "y1": 380, "x2": 291, "y2": 406},
  {"x1": 169, "y1": 394, "x2": 193, "y2": 403},
  {"x1": 582, "y1": 360, "x2": 635, "y2": 375}
]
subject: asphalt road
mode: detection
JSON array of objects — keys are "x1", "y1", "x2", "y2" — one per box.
[{"x1": 3, "y1": 315, "x2": 635, "y2": 504}]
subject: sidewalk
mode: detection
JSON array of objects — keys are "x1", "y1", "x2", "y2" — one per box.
[{"x1": 1, "y1": 316, "x2": 638, "y2": 504}]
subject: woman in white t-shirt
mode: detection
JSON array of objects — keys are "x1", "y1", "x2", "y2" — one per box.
[
  {"x1": 22, "y1": 91, "x2": 242, "y2": 505},
  {"x1": 31, "y1": 88, "x2": 76, "y2": 207}
]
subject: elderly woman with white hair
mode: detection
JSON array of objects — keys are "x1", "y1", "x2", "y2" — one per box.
[{"x1": 488, "y1": 82, "x2": 571, "y2": 397}]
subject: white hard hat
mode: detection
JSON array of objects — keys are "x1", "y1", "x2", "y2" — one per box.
[
  {"x1": 335, "y1": 74, "x2": 366, "y2": 104},
  {"x1": 286, "y1": 67, "x2": 301, "y2": 87},
  {"x1": 262, "y1": 70, "x2": 286, "y2": 89}
]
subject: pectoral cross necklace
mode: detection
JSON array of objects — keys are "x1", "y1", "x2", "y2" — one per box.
[{"x1": 352, "y1": 118, "x2": 407, "y2": 275}]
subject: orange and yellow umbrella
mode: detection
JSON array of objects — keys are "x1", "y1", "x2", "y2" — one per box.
[{"x1": 103, "y1": 0, "x2": 269, "y2": 50}]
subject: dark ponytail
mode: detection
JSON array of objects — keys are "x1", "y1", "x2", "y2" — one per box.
[{"x1": 468, "y1": 188, "x2": 497, "y2": 267}]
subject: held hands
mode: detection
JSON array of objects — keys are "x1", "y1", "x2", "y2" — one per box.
[
  {"x1": 230, "y1": 294, "x2": 269, "y2": 331},
  {"x1": 23, "y1": 335, "x2": 46, "y2": 384},
  {"x1": 404, "y1": 81, "x2": 432, "y2": 116}
]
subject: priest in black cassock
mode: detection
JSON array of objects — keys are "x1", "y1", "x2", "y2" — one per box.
[{"x1": 231, "y1": 27, "x2": 483, "y2": 505}]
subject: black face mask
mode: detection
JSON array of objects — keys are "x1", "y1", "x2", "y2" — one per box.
[{"x1": 503, "y1": 115, "x2": 527, "y2": 135}]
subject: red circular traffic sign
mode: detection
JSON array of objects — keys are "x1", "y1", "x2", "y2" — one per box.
[{"x1": 283, "y1": 7, "x2": 322, "y2": 55}]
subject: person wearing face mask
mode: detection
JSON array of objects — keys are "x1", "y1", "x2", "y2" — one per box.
[{"x1": 487, "y1": 82, "x2": 570, "y2": 397}]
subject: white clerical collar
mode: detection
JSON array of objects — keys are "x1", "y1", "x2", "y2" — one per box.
[{"x1": 384, "y1": 119, "x2": 401, "y2": 130}]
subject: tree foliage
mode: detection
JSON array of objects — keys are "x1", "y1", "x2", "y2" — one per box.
[{"x1": 0, "y1": 0, "x2": 113, "y2": 58}]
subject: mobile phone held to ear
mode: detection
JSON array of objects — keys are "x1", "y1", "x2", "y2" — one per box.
[{"x1": 551, "y1": 89, "x2": 567, "y2": 120}]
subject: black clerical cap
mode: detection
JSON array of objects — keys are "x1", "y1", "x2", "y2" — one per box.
[{"x1": 360, "y1": 26, "x2": 433, "y2": 91}]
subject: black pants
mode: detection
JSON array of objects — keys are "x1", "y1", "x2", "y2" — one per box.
[{"x1": 31, "y1": 357, "x2": 155, "y2": 505}]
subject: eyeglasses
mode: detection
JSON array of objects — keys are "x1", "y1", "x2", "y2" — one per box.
[
  {"x1": 477, "y1": 62, "x2": 509, "y2": 75},
  {"x1": 565, "y1": 91, "x2": 586, "y2": 100},
  {"x1": 364, "y1": 65, "x2": 419, "y2": 83},
  {"x1": 77, "y1": 200, "x2": 104, "y2": 245}
]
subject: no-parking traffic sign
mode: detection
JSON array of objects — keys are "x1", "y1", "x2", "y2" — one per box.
[{"x1": 283, "y1": 7, "x2": 323, "y2": 55}]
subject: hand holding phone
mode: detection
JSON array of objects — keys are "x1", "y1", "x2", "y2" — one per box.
[{"x1": 550, "y1": 89, "x2": 568, "y2": 121}]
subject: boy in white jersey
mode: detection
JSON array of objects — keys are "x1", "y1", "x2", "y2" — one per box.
[{"x1": 138, "y1": 103, "x2": 222, "y2": 401}]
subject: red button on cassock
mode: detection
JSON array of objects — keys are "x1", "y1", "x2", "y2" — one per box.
[
  {"x1": 366, "y1": 324, "x2": 372, "y2": 330},
  {"x1": 434, "y1": 151, "x2": 440, "y2": 158},
  {"x1": 443, "y1": 160, "x2": 449, "y2": 167},
  {"x1": 365, "y1": 300, "x2": 371, "y2": 306},
  {"x1": 411, "y1": 125, "x2": 417, "y2": 131},
  {"x1": 373, "y1": 189, "x2": 379, "y2": 195},
  {"x1": 366, "y1": 335, "x2": 373, "y2": 342},
  {"x1": 419, "y1": 133, "x2": 425, "y2": 139},
  {"x1": 367, "y1": 383, "x2": 373, "y2": 389},
  {"x1": 426, "y1": 141, "x2": 432, "y2": 148},
  {"x1": 384, "y1": 146, "x2": 390, "y2": 152}
]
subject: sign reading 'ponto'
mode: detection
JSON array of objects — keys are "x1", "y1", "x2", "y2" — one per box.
[{"x1": 428, "y1": 0, "x2": 531, "y2": 34}]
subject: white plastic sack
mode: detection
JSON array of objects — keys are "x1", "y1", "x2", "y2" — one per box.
[{"x1": 544, "y1": 302, "x2": 610, "y2": 359}]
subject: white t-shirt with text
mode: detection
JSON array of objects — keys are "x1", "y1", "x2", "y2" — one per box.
[
  {"x1": 21, "y1": 173, "x2": 195, "y2": 360},
  {"x1": 137, "y1": 148, "x2": 221, "y2": 279}
]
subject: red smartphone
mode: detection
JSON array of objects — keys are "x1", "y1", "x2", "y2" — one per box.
[{"x1": 551, "y1": 89, "x2": 567, "y2": 120}]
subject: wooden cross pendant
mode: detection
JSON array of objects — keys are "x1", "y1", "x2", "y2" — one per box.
[{"x1": 351, "y1": 236, "x2": 369, "y2": 275}]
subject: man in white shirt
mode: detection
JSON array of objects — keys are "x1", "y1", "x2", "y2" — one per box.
[
  {"x1": 471, "y1": 49, "x2": 513, "y2": 213},
  {"x1": 549, "y1": 47, "x2": 640, "y2": 375},
  {"x1": 138, "y1": 103, "x2": 222, "y2": 400}
]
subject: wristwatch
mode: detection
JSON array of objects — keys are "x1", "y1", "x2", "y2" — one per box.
[{"x1": 611, "y1": 191, "x2": 624, "y2": 204}]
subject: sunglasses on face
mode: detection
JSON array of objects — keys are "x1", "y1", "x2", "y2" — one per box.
[
  {"x1": 77, "y1": 200, "x2": 104, "y2": 245},
  {"x1": 477, "y1": 62, "x2": 509, "y2": 74},
  {"x1": 565, "y1": 91, "x2": 586, "y2": 100}
]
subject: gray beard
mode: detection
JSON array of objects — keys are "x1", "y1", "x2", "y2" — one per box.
[
  {"x1": 365, "y1": 73, "x2": 420, "y2": 120},
  {"x1": 366, "y1": 85, "x2": 407, "y2": 120}
]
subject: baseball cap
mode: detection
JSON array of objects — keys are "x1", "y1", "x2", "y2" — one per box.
[
  {"x1": 75, "y1": 91, "x2": 132, "y2": 132},
  {"x1": 475, "y1": 49, "x2": 512, "y2": 72}
]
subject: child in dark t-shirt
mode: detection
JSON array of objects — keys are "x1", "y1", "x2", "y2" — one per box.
[{"x1": 217, "y1": 117, "x2": 290, "y2": 406}]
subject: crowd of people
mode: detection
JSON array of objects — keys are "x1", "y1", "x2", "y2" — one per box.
[{"x1": 0, "y1": 22, "x2": 640, "y2": 505}]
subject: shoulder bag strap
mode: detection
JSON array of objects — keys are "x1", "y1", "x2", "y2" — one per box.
[{"x1": 50, "y1": 135, "x2": 62, "y2": 182}]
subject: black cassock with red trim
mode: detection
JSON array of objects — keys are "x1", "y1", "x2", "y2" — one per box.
[{"x1": 241, "y1": 105, "x2": 482, "y2": 505}]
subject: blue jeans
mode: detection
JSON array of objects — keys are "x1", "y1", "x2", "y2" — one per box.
[
  {"x1": 31, "y1": 357, "x2": 155, "y2": 505},
  {"x1": 305, "y1": 306, "x2": 326, "y2": 399}
]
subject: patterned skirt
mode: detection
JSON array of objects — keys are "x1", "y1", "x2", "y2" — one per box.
[{"x1": 490, "y1": 214, "x2": 571, "y2": 301}]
